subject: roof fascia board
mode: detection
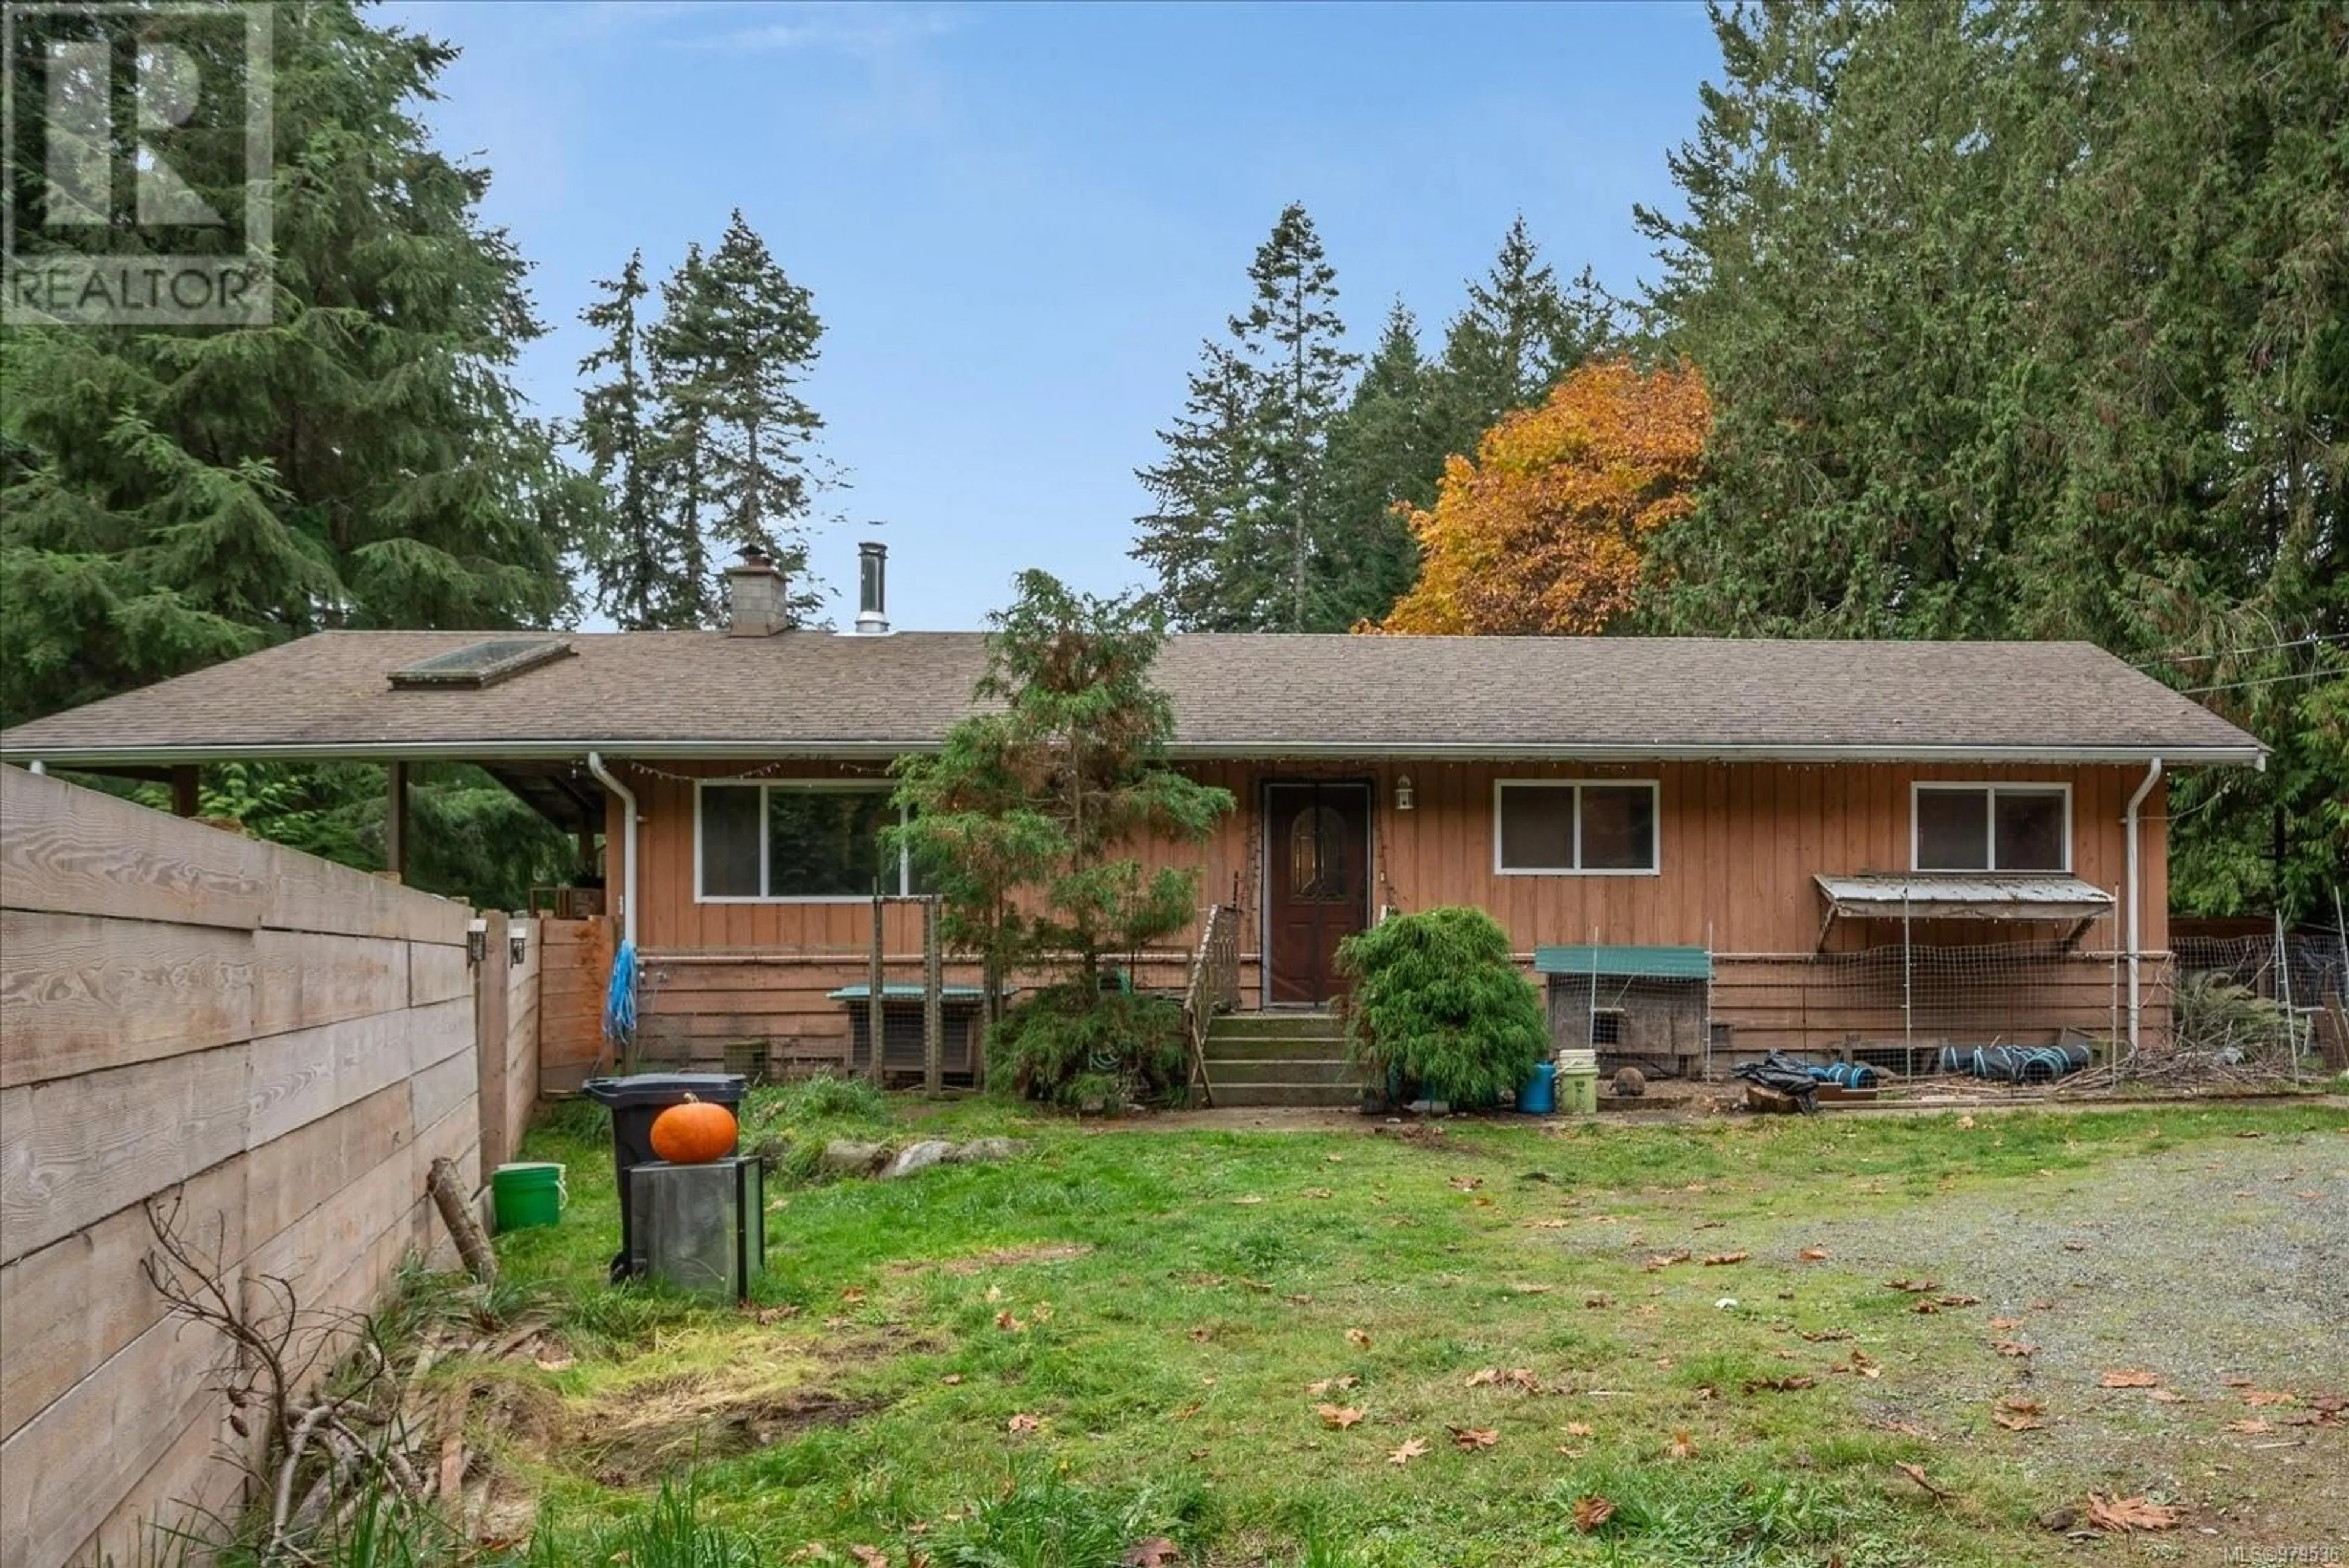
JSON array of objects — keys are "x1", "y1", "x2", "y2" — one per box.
[{"x1": 0, "y1": 738, "x2": 2269, "y2": 767}]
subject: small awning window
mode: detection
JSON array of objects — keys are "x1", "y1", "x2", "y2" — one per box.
[{"x1": 1812, "y1": 873, "x2": 2115, "y2": 923}]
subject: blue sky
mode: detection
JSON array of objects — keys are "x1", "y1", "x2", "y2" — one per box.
[{"x1": 380, "y1": 1, "x2": 1720, "y2": 630}]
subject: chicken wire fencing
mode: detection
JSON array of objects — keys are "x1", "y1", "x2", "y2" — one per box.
[{"x1": 1706, "y1": 917, "x2": 2347, "y2": 1093}]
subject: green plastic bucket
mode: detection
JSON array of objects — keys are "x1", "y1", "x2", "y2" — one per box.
[
  {"x1": 1559, "y1": 1069, "x2": 1601, "y2": 1116},
  {"x1": 492, "y1": 1162, "x2": 566, "y2": 1232}
]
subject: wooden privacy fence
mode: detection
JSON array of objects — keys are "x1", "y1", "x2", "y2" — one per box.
[{"x1": 0, "y1": 768, "x2": 489, "y2": 1568}]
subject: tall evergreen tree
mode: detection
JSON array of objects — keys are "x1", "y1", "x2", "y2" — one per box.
[
  {"x1": 0, "y1": 1, "x2": 581, "y2": 726},
  {"x1": 1641, "y1": 0, "x2": 2346, "y2": 915},
  {"x1": 1240, "y1": 203, "x2": 1357, "y2": 630},
  {"x1": 574, "y1": 250, "x2": 679, "y2": 629},
  {"x1": 1316, "y1": 302, "x2": 1441, "y2": 628},
  {"x1": 1133, "y1": 203, "x2": 1354, "y2": 631},
  {"x1": 634, "y1": 214, "x2": 829, "y2": 626},
  {"x1": 1429, "y1": 217, "x2": 1616, "y2": 463}
]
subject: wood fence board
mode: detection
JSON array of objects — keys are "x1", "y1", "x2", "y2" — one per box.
[
  {"x1": 0, "y1": 1156, "x2": 247, "y2": 1441},
  {"x1": 240, "y1": 1084, "x2": 411, "y2": 1256},
  {"x1": 409, "y1": 1046, "x2": 477, "y2": 1138},
  {"x1": 0, "y1": 768, "x2": 264, "y2": 929},
  {"x1": 408, "y1": 938, "x2": 472, "y2": 1006},
  {"x1": 0, "y1": 1045, "x2": 252, "y2": 1265},
  {"x1": 0, "y1": 1265, "x2": 239, "y2": 1568},
  {"x1": 251, "y1": 929, "x2": 410, "y2": 1039},
  {"x1": 245, "y1": 1000, "x2": 467, "y2": 1149},
  {"x1": 72, "y1": 1389, "x2": 248, "y2": 1568},
  {"x1": 255, "y1": 836, "x2": 470, "y2": 945},
  {"x1": 0, "y1": 912, "x2": 258, "y2": 1087}
]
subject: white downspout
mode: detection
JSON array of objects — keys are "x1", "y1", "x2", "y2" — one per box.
[
  {"x1": 2123, "y1": 756, "x2": 2163, "y2": 1060},
  {"x1": 585, "y1": 751, "x2": 637, "y2": 950}
]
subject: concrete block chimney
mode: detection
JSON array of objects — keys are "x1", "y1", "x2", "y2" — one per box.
[{"x1": 724, "y1": 550, "x2": 789, "y2": 637}]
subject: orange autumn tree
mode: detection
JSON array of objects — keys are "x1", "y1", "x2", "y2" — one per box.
[{"x1": 1375, "y1": 359, "x2": 1709, "y2": 635}]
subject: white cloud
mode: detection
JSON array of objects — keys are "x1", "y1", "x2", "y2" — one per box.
[{"x1": 659, "y1": 2, "x2": 959, "y2": 56}]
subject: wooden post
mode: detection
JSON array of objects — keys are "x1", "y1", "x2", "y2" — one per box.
[
  {"x1": 867, "y1": 894, "x2": 886, "y2": 1087},
  {"x1": 169, "y1": 765, "x2": 199, "y2": 819},
  {"x1": 385, "y1": 761, "x2": 409, "y2": 882},
  {"x1": 475, "y1": 909, "x2": 511, "y2": 1171},
  {"x1": 922, "y1": 896, "x2": 944, "y2": 1094}
]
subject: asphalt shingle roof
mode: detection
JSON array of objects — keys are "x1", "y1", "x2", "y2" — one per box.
[{"x1": 0, "y1": 630, "x2": 2262, "y2": 764}]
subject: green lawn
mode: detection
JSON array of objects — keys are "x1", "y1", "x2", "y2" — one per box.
[{"x1": 481, "y1": 1089, "x2": 2345, "y2": 1567}]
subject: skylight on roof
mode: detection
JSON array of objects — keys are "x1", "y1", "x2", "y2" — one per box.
[{"x1": 388, "y1": 637, "x2": 571, "y2": 690}]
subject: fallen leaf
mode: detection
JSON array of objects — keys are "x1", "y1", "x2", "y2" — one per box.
[
  {"x1": 1450, "y1": 1425, "x2": 1500, "y2": 1451},
  {"x1": 1386, "y1": 1437, "x2": 1428, "y2": 1465},
  {"x1": 940, "y1": 1373, "x2": 964, "y2": 1386},
  {"x1": 2061, "y1": 1241, "x2": 2088, "y2": 1253},
  {"x1": 1301, "y1": 1188, "x2": 1332, "y2": 1200},
  {"x1": 533, "y1": 1351, "x2": 574, "y2": 1372},
  {"x1": 1187, "y1": 1326, "x2": 1213, "y2": 1343},
  {"x1": 1797, "y1": 1328, "x2": 1852, "y2": 1343},
  {"x1": 1887, "y1": 1277, "x2": 1939, "y2": 1293},
  {"x1": 841, "y1": 1287, "x2": 868, "y2": 1304},
  {"x1": 1346, "y1": 1328, "x2": 1372, "y2": 1350},
  {"x1": 1564, "y1": 1421, "x2": 1594, "y2": 1437},
  {"x1": 2085, "y1": 1493, "x2": 2180, "y2": 1533},
  {"x1": 1121, "y1": 1538, "x2": 1182, "y2": 1568},
  {"x1": 2000, "y1": 1397, "x2": 2043, "y2": 1414},
  {"x1": 1911, "y1": 1301, "x2": 1940, "y2": 1315},
  {"x1": 1447, "y1": 1176, "x2": 1483, "y2": 1192},
  {"x1": 1285, "y1": 1293, "x2": 1314, "y2": 1305},
  {"x1": 1584, "y1": 1293, "x2": 1614, "y2": 1309},
  {"x1": 1666, "y1": 1429, "x2": 1698, "y2": 1460},
  {"x1": 2148, "y1": 1388, "x2": 2187, "y2": 1404},
  {"x1": 1742, "y1": 1375, "x2": 1816, "y2": 1394},
  {"x1": 1509, "y1": 1282, "x2": 1554, "y2": 1295},
  {"x1": 1987, "y1": 1316, "x2": 2022, "y2": 1331},
  {"x1": 1992, "y1": 1410, "x2": 2044, "y2": 1431},
  {"x1": 850, "y1": 1549, "x2": 889, "y2": 1568},
  {"x1": 1956, "y1": 1115, "x2": 1976, "y2": 1129},
  {"x1": 1230, "y1": 1195, "x2": 1263, "y2": 1206},
  {"x1": 752, "y1": 1305, "x2": 801, "y2": 1325},
  {"x1": 1006, "y1": 1413, "x2": 1040, "y2": 1434},
  {"x1": 995, "y1": 1312, "x2": 1025, "y2": 1332},
  {"x1": 1464, "y1": 1367, "x2": 1501, "y2": 1388},
  {"x1": 985, "y1": 1285, "x2": 1004, "y2": 1302},
  {"x1": 1644, "y1": 1250, "x2": 1692, "y2": 1272},
  {"x1": 2244, "y1": 1390, "x2": 2296, "y2": 1406},
  {"x1": 1937, "y1": 1295, "x2": 1980, "y2": 1307},
  {"x1": 1702, "y1": 1251, "x2": 1749, "y2": 1266},
  {"x1": 1239, "y1": 1278, "x2": 1272, "y2": 1293},
  {"x1": 1993, "y1": 1340, "x2": 2037, "y2": 1358},
  {"x1": 1524, "y1": 1218, "x2": 1572, "y2": 1230},
  {"x1": 1895, "y1": 1461, "x2": 1951, "y2": 1499},
  {"x1": 1316, "y1": 1403, "x2": 1365, "y2": 1430},
  {"x1": 2223, "y1": 1374, "x2": 2254, "y2": 1387},
  {"x1": 1571, "y1": 1495, "x2": 1616, "y2": 1533},
  {"x1": 2099, "y1": 1369, "x2": 2160, "y2": 1388},
  {"x1": 2227, "y1": 1418, "x2": 2273, "y2": 1435},
  {"x1": 1797, "y1": 1247, "x2": 1830, "y2": 1261}
]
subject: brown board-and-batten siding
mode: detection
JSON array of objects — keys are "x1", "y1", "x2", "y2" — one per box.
[
  {"x1": 601, "y1": 756, "x2": 2167, "y2": 1068},
  {"x1": 0, "y1": 768, "x2": 481, "y2": 1568}
]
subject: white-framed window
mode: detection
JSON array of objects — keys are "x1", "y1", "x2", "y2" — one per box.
[
  {"x1": 1493, "y1": 779, "x2": 1660, "y2": 875},
  {"x1": 1911, "y1": 783, "x2": 2070, "y2": 873},
  {"x1": 695, "y1": 779, "x2": 924, "y2": 902}
]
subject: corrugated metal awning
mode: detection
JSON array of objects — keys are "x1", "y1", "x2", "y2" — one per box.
[
  {"x1": 1812, "y1": 873, "x2": 2115, "y2": 922},
  {"x1": 1534, "y1": 945, "x2": 1713, "y2": 981}
]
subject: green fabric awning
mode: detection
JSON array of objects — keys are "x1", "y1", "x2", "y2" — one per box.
[{"x1": 1533, "y1": 945, "x2": 1712, "y2": 981}]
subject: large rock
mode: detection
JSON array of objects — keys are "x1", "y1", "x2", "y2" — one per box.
[
  {"x1": 945, "y1": 1137, "x2": 1031, "y2": 1165},
  {"x1": 878, "y1": 1139, "x2": 957, "y2": 1180},
  {"x1": 819, "y1": 1139, "x2": 891, "y2": 1176}
]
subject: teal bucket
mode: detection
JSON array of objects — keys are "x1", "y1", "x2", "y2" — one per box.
[
  {"x1": 492, "y1": 1162, "x2": 566, "y2": 1232},
  {"x1": 1516, "y1": 1062, "x2": 1557, "y2": 1115}
]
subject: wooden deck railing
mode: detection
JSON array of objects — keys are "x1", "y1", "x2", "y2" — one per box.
[{"x1": 1183, "y1": 903, "x2": 1241, "y2": 1104}]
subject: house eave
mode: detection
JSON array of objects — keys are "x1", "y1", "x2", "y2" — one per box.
[{"x1": 0, "y1": 738, "x2": 2269, "y2": 768}]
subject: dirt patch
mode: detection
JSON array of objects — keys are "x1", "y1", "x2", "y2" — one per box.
[
  {"x1": 571, "y1": 1377, "x2": 881, "y2": 1486},
  {"x1": 937, "y1": 1242, "x2": 1093, "y2": 1274}
]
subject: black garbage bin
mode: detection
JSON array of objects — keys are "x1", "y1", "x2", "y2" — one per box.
[{"x1": 582, "y1": 1072, "x2": 747, "y2": 1278}]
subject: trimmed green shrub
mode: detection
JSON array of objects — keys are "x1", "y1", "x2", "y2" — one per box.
[
  {"x1": 1337, "y1": 906, "x2": 1548, "y2": 1107},
  {"x1": 988, "y1": 983, "x2": 1188, "y2": 1110}
]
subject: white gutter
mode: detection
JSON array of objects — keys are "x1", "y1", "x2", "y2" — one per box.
[
  {"x1": 0, "y1": 739, "x2": 2271, "y2": 768},
  {"x1": 584, "y1": 751, "x2": 637, "y2": 950},
  {"x1": 2123, "y1": 756, "x2": 2164, "y2": 1060}
]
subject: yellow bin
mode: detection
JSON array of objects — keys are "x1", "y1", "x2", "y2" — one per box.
[{"x1": 1559, "y1": 1069, "x2": 1600, "y2": 1115}]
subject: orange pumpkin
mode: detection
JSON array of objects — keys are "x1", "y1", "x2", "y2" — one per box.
[{"x1": 649, "y1": 1094, "x2": 737, "y2": 1164}]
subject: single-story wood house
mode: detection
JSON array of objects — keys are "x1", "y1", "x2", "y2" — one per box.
[{"x1": 0, "y1": 553, "x2": 2263, "y2": 1093}]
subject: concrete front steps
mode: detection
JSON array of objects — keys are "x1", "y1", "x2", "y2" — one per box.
[{"x1": 1198, "y1": 1011, "x2": 1360, "y2": 1109}]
